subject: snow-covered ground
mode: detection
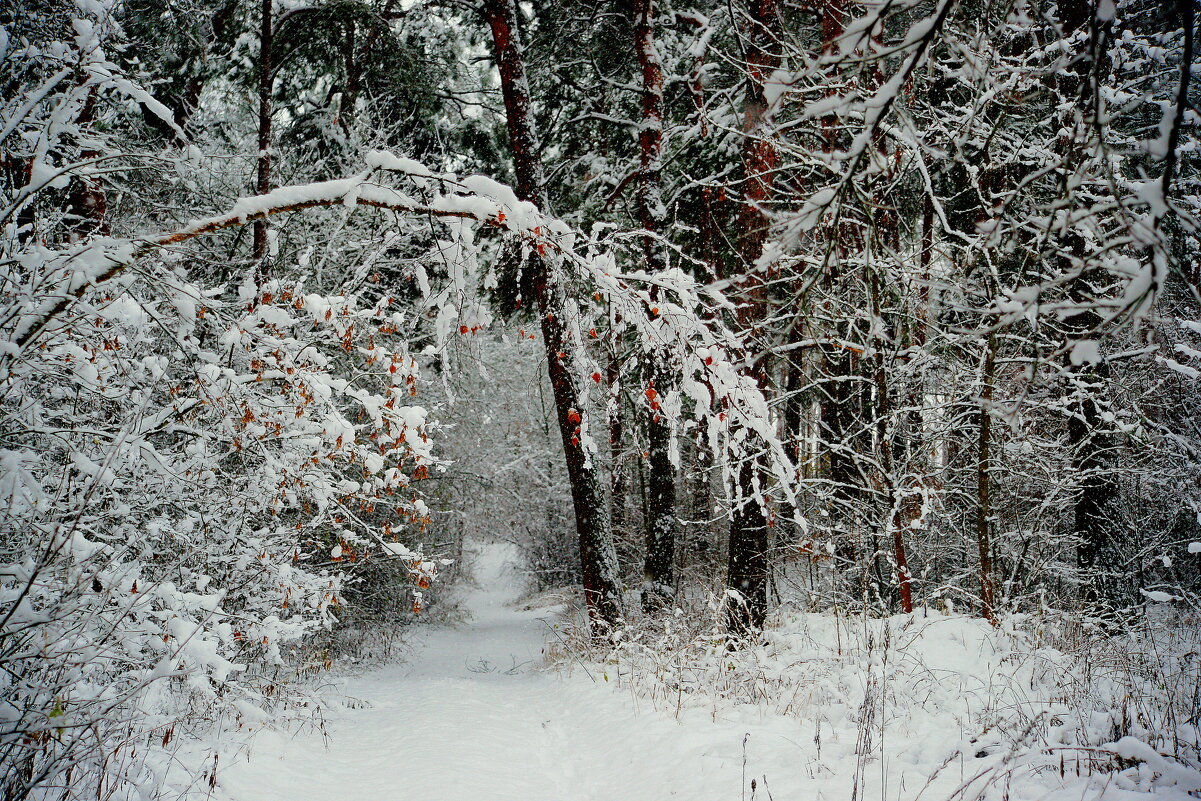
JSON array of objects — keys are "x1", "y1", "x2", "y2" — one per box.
[
  {"x1": 217, "y1": 542, "x2": 765, "y2": 800},
  {"x1": 214, "y1": 542, "x2": 1201, "y2": 801}
]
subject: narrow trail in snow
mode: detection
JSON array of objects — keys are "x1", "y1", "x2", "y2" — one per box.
[{"x1": 218, "y1": 542, "x2": 756, "y2": 801}]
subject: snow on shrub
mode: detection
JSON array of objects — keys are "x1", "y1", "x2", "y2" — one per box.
[
  {"x1": 0, "y1": 240, "x2": 440, "y2": 799},
  {"x1": 558, "y1": 604, "x2": 1201, "y2": 800},
  {"x1": 0, "y1": 4, "x2": 438, "y2": 798}
]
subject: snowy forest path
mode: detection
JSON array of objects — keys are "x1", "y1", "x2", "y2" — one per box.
[{"x1": 216, "y1": 541, "x2": 756, "y2": 801}]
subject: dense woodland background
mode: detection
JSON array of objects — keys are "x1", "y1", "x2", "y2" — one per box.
[{"x1": 1, "y1": 0, "x2": 1199, "y2": 797}]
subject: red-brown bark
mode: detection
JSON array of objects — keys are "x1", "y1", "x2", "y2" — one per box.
[
  {"x1": 483, "y1": 0, "x2": 623, "y2": 633},
  {"x1": 252, "y1": 0, "x2": 273, "y2": 265},
  {"x1": 64, "y1": 88, "x2": 107, "y2": 238},
  {"x1": 629, "y1": 0, "x2": 677, "y2": 612},
  {"x1": 726, "y1": 0, "x2": 781, "y2": 639}
]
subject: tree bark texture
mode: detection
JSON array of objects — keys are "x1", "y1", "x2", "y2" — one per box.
[
  {"x1": 252, "y1": 0, "x2": 273, "y2": 265},
  {"x1": 1057, "y1": 0, "x2": 1118, "y2": 609},
  {"x1": 629, "y1": 0, "x2": 678, "y2": 612},
  {"x1": 976, "y1": 332, "x2": 997, "y2": 623},
  {"x1": 484, "y1": 0, "x2": 623, "y2": 633},
  {"x1": 726, "y1": 0, "x2": 781, "y2": 638}
]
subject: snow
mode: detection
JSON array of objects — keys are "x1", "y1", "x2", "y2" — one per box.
[
  {"x1": 1163, "y1": 356, "x2": 1201, "y2": 379},
  {"x1": 1070, "y1": 338, "x2": 1102, "y2": 364},
  {"x1": 1107, "y1": 737, "x2": 1201, "y2": 791},
  {"x1": 215, "y1": 543, "x2": 796, "y2": 801},
  {"x1": 210, "y1": 543, "x2": 1201, "y2": 801},
  {"x1": 364, "y1": 150, "x2": 437, "y2": 179},
  {"x1": 381, "y1": 541, "x2": 418, "y2": 560}
]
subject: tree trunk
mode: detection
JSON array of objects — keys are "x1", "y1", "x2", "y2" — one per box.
[
  {"x1": 886, "y1": 195, "x2": 936, "y2": 615},
  {"x1": 483, "y1": 0, "x2": 622, "y2": 634},
  {"x1": 65, "y1": 88, "x2": 107, "y2": 238},
  {"x1": 1056, "y1": 0, "x2": 1117, "y2": 611},
  {"x1": 725, "y1": 0, "x2": 781, "y2": 639},
  {"x1": 728, "y1": 457, "x2": 770, "y2": 635},
  {"x1": 779, "y1": 359, "x2": 806, "y2": 547},
  {"x1": 630, "y1": 0, "x2": 677, "y2": 613},
  {"x1": 340, "y1": 19, "x2": 358, "y2": 131},
  {"x1": 821, "y1": 344, "x2": 860, "y2": 595},
  {"x1": 1065, "y1": 346, "x2": 1115, "y2": 602},
  {"x1": 813, "y1": 0, "x2": 866, "y2": 602},
  {"x1": 870, "y1": 267, "x2": 913, "y2": 613},
  {"x1": 252, "y1": 0, "x2": 273, "y2": 266},
  {"x1": 864, "y1": 32, "x2": 914, "y2": 614},
  {"x1": 976, "y1": 331, "x2": 996, "y2": 623},
  {"x1": 341, "y1": 0, "x2": 398, "y2": 133},
  {"x1": 608, "y1": 341, "x2": 627, "y2": 548}
]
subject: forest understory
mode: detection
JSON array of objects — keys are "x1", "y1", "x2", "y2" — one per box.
[
  {"x1": 2, "y1": 0, "x2": 1200, "y2": 798},
  {"x1": 167, "y1": 542, "x2": 1201, "y2": 801}
]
